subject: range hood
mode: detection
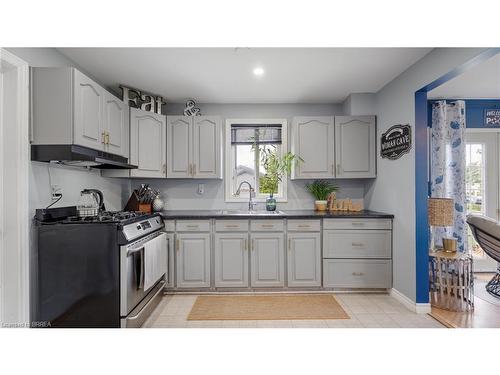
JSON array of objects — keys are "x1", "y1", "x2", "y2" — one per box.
[{"x1": 31, "y1": 144, "x2": 138, "y2": 169}]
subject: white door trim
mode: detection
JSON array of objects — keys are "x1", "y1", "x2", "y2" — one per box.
[{"x1": 0, "y1": 49, "x2": 30, "y2": 326}]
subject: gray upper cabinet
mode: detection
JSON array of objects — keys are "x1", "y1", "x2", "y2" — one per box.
[
  {"x1": 73, "y1": 69, "x2": 104, "y2": 150},
  {"x1": 31, "y1": 67, "x2": 129, "y2": 158},
  {"x1": 167, "y1": 116, "x2": 191, "y2": 178},
  {"x1": 287, "y1": 232, "x2": 321, "y2": 287},
  {"x1": 166, "y1": 115, "x2": 221, "y2": 179},
  {"x1": 214, "y1": 233, "x2": 249, "y2": 288},
  {"x1": 291, "y1": 115, "x2": 376, "y2": 179},
  {"x1": 250, "y1": 232, "x2": 284, "y2": 287},
  {"x1": 103, "y1": 90, "x2": 128, "y2": 157},
  {"x1": 129, "y1": 108, "x2": 166, "y2": 178},
  {"x1": 291, "y1": 116, "x2": 334, "y2": 179},
  {"x1": 335, "y1": 116, "x2": 376, "y2": 178}
]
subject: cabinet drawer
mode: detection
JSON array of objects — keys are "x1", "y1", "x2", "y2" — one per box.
[
  {"x1": 176, "y1": 220, "x2": 210, "y2": 232},
  {"x1": 215, "y1": 220, "x2": 249, "y2": 232},
  {"x1": 323, "y1": 230, "x2": 391, "y2": 258},
  {"x1": 323, "y1": 259, "x2": 392, "y2": 288},
  {"x1": 287, "y1": 220, "x2": 321, "y2": 232},
  {"x1": 323, "y1": 218, "x2": 392, "y2": 230},
  {"x1": 250, "y1": 220, "x2": 284, "y2": 232},
  {"x1": 163, "y1": 220, "x2": 175, "y2": 232}
]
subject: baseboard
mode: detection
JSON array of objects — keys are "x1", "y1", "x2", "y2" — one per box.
[{"x1": 390, "y1": 288, "x2": 431, "y2": 314}]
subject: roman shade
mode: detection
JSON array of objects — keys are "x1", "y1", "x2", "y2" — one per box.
[{"x1": 230, "y1": 124, "x2": 282, "y2": 145}]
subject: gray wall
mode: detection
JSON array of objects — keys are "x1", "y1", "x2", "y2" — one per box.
[
  {"x1": 366, "y1": 48, "x2": 488, "y2": 302},
  {"x1": 7, "y1": 48, "x2": 130, "y2": 214},
  {"x1": 133, "y1": 103, "x2": 369, "y2": 210}
]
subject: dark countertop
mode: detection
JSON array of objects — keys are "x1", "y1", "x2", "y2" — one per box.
[{"x1": 160, "y1": 209, "x2": 394, "y2": 219}]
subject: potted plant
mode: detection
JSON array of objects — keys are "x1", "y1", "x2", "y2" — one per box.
[
  {"x1": 305, "y1": 180, "x2": 338, "y2": 211},
  {"x1": 258, "y1": 145, "x2": 302, "y2": 211}
]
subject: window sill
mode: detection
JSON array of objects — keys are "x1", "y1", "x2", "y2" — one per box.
[{"x1": 225, "y1": 197, "x2": 288, "y2": 204}]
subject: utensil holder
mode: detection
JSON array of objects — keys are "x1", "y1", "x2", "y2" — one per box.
[{"x1": 124, "y1": 190, "x2": 152, "y2": 213}]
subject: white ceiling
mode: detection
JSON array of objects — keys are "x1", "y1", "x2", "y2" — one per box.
[
  {"x1": 57, "y1": 48, "x2": 431, "y2": 103},
  {"x1": 429, "y1": 52, "x2": 500, "y2": 99}
]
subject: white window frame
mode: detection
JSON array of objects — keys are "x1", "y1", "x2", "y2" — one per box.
[{"x1": 225, "y1": 118, "x2": 288, "y2": 203}]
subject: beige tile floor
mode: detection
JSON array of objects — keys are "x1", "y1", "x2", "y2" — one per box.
[{"x1": 143, "y1": 293, "x2": 445, "y2": 328}]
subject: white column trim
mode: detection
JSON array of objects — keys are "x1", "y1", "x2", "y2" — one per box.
[
  {"x1": 0, "y1": 48, "x2": 30, "y2": 326},
  {"x1": 390, "y1": 288, "x2": 431, "y2": 314}
]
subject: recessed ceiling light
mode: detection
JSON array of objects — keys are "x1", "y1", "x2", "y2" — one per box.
[{"x1": 253, "y1": 67, "x2": 264, "y2": 76}]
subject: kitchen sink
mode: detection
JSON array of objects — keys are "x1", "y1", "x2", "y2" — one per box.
[{"x1": 219, "y1": 210, "x2": 285, "y2": 216}]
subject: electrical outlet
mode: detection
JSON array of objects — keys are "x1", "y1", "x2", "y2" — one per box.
[
  {"x1": 197, "y1": 184, "x2": 204, "y2": 195},
  {"x1": 51, "y1": 185, "x2": 61, "y2": 200}
]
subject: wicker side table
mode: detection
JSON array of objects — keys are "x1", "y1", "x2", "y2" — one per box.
[{"x1": 429, "y1": 251, "x2": 474, "y2": 311}]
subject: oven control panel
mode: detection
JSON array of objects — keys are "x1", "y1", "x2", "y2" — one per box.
[{"x1": 122, "y1": 216, "x2": 164, "y2": 242}]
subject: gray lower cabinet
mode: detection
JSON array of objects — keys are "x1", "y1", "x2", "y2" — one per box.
[
  {"x1": 323, "y1": 259, "x2": 392, "y2": 288},
  {"x1": 250, "y1": 232, "x2": 285, "y2": 287},
  {"x1": 287, "y1": 232, "x2": 321, "y2": 287},
  {"x1": 214, "y1": 233, "x2": 249, "y2": 287},
  {"x1": 165, "y1": 232, "x2": 175, "y2": 288},
  {"x1": 176, "y1": 233, "x2": 211, "y2": 288}
]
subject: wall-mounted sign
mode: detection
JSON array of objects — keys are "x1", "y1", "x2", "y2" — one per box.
[
  {"x1": 120, "y1": 85, "x2": 165, "y2": 114},
  {"x1": 183, "y1": 99, "x2": 201, "y2": 116},
  {"x1": 484, "y1": 109, "x2": 500, "y2": 126},
  {"x1": 380, "y1": 124, "x2": 412, "y2": 160}
]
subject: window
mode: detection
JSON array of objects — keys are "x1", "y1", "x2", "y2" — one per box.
[{"x1": 225, "y1": 119, "x2": 288, "y2": 202}]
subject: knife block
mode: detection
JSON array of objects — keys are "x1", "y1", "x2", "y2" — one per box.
[{"x1": 124, "y1": 190, "x2": 152, "y2": 213}]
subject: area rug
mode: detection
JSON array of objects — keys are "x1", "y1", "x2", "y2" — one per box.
[{"x1": 187, "y1": 294, "x2": 349, "y2": 320}]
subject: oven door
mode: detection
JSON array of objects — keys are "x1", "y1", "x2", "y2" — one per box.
[{"x1": 120, "y1": 231, "x2": 168, "y2": 318}]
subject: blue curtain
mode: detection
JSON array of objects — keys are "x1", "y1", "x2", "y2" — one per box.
[{"x1": 430, "y1": 100, "x2": 467, "y2": 252}]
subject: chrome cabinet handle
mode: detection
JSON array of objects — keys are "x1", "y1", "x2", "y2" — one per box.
[
  {"x1": 101, "y1": 131, "x2": 107, "y2": 144},
  {"x1": 224, "y1": 224, "x2": 239, "y2": 228},
  {"x1": 244, "y1": 238, "x2": 248, "y2": 251},
  {"x1": 297, "y1": 224, "x2": 311, "y2": 228},
  {"x1": 351, "y1": 242, "x2": 365, "y2": 247},
  {"x1": 352, "y1": 272, "x2": 364, "y2": 277},
  {"x1": 351, "y1": 222, "x2": 365, "y2": 226},
  {"x1": 193, "y1": 163, "x2": 196, "y2": 176},
  {"x1": 162, "y1": 163, "x2": 166, "y2": 175},
  {"x1": 176, "y1": 239, "x2": 180, "y2": 251},
  {"x1": 261, "y1": 224, "x2": 275, "y2": 228},
  {"x1": 288, "y1": 238, "x2": 291, "y2": 251},
  {"x1": 106, "y1": 131, "x2": 110, "y2": 145}
]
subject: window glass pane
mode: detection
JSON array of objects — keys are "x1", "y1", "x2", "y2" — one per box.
[
  {"x1": 258, "y1": 144, "x2": 280, "y2": 196},
  {"x1": 233, "y1": 144, "x2": 256, "y2": 197}
]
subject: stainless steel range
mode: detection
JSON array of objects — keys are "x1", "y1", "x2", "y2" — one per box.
[{"x1": 34, "y1": 206, "x2": 167, "y2": 328}]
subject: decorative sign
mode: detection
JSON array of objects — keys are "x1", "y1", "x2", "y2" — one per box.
[
  {"x1": 380, "y1": 124, "x2": 412, "y2": 160},
  {"x1": 183, "y1": 99, "x2": 201, "y2": 116},
  {"x1": 120, "y1": 85, "x2": 165, "y2": 114},
  {"x1": 484, "y1": 109, "x2": 500, "y2": 126}
]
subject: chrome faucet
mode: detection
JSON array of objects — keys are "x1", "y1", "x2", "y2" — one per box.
[{"x1": 235, "y1": 181, "x2": 257, "y2": 211}]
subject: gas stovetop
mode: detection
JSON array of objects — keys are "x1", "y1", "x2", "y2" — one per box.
[{"x1": 64, "y1": 211, "x2": 153, "y2": 225}]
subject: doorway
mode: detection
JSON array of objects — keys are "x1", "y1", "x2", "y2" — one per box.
[{"x1": 465, "y1": 132, "x2": 499, "y2": 271}]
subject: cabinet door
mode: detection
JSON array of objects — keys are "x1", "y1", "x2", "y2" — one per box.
[
  {"x1": 192, "y1": 116, "x2": 221, "y2": 178},
  {"x1": 291, "y1": 116, "x2": 334, "y2": 179},
  {"x1": 250, "y1": 233, "x2": 284, "y2": 287},
  {"x1": 130, "y1": 108, "x2": 166, "y2": 178},
  {"x1": 103, "y1": 90, "x2": 128, "y2": 157},
  {"x1": 167, "y1": 116, "x2": 191, "y2": 178},
  {"x1": 176, "y1": 233, "x2": 211, "y2": 288},
  {"x1": 214, "y1": 233, "x2": 248, "y2": 287},
  {"x1": 165, "y1": 233, "x2": 175, "y2": 288},
  {"x1": 73, "y1": 70, "x2": 104, "y2": 150},
  {"x1": 287, "y1": 232, "x2": 321, "y2": 287},
  {"x1": 334, "y1": 116, "x2": 376, "y2": 178}
]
